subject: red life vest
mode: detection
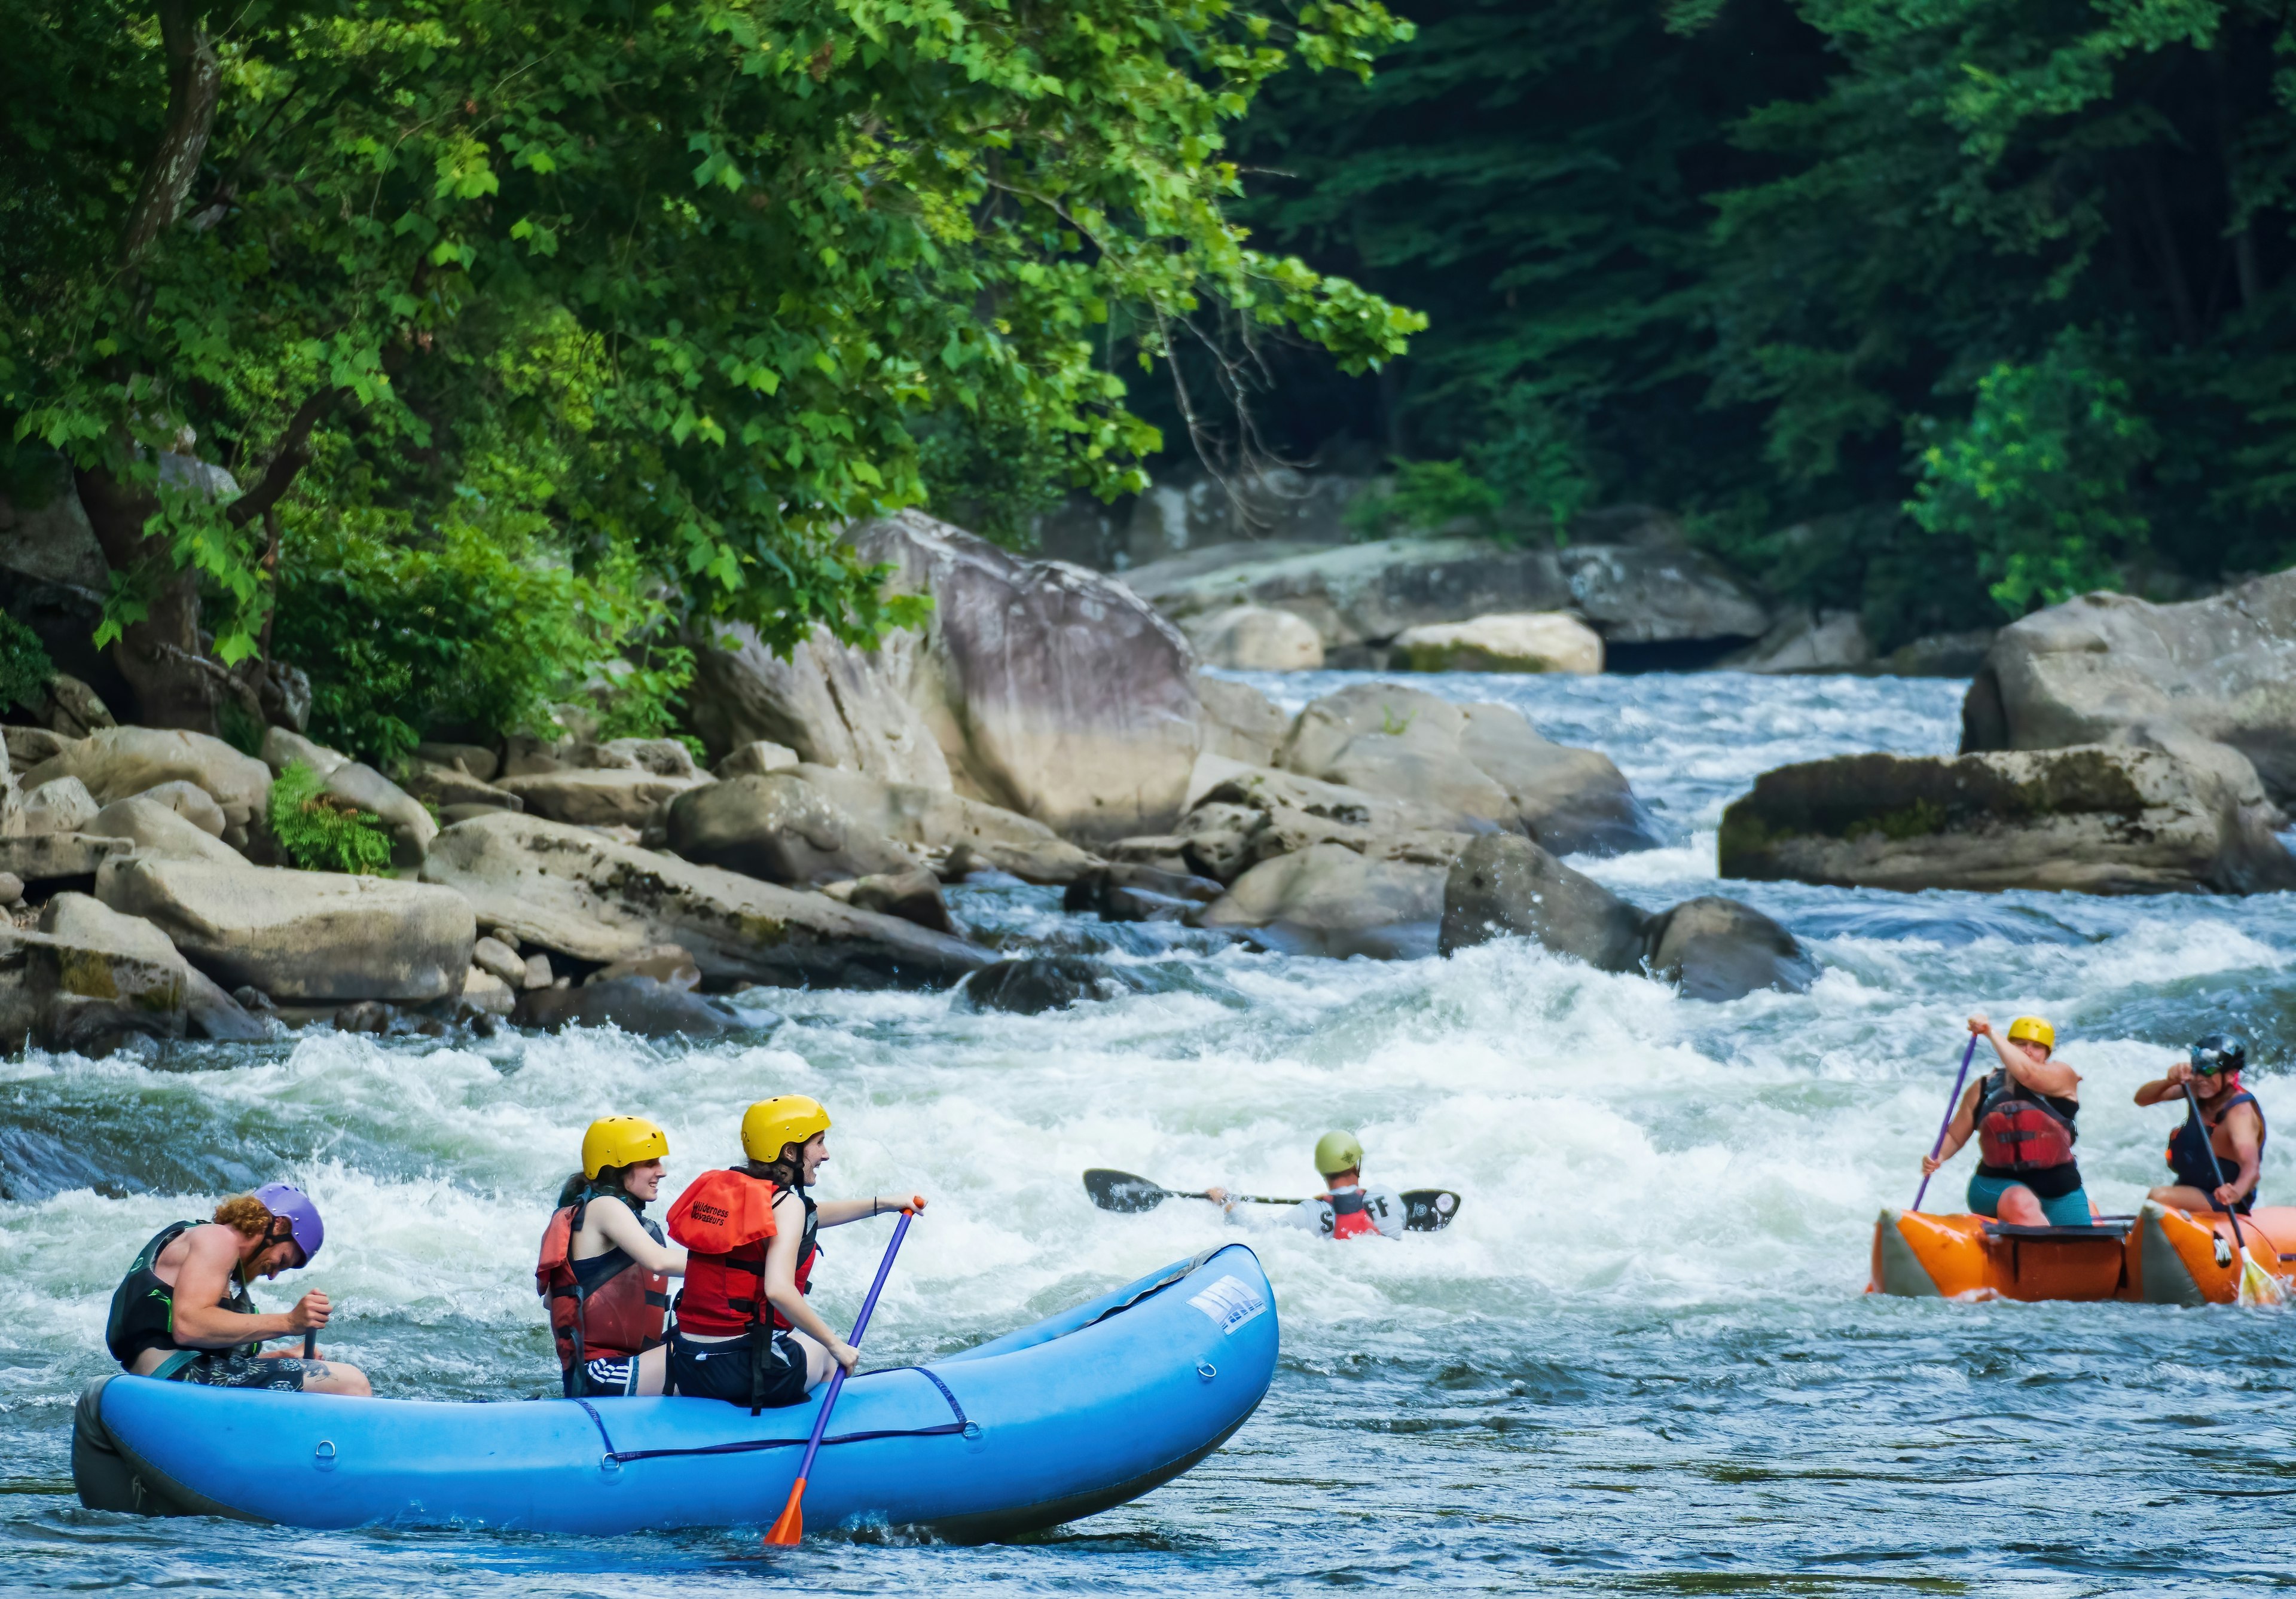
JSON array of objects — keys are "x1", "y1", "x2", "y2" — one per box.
[
  {"x1": 1327, "y1": 1188, "x2": 1379, "y2": 1240},
  {"x1": 534, "y1": 1191, "x2": 670, "y2": 1371},
  {"x1": 667, "y1": 1168, "x2": 817, "y2": 1335},
  {"x1": 1974, "y1": 1070, "x2": 2078, "y2": 1173}
]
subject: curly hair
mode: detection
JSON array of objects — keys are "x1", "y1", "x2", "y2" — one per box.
[{"x1": 212, "y1": 1195, "x2": 276, "y2": 1239}]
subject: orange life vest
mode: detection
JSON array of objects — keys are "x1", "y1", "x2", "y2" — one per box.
[
  {"x1": 1327, "y1": 1188, "x2": 1381, "y2": 1240},
  {"x1": 535, "y1": 1191, "x2": 670, "y2": 1373},
  {"x1": 667, "y1": 1168, "x2": 817, "y2": 1336},
  {"x1": 1974, "y1": 1070, "x2": 2078, "y2": 1173}
]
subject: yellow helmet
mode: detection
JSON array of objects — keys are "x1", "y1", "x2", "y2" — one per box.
[
  {"x1": 2005, "y1": 1016, "x2": 2055, "y2": 1051},
  {"x1": 582, "y1": 1115, "x2": 669, "y2": 1179},
  {"x1": 741, "y1": 1095, "x2": 832, "y2": 1164}
]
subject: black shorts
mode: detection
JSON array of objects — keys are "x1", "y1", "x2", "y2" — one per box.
[
  {"x1": 172, "y1": 1352, "x2": 310, "y2": 1392},
  {"x1": 564, "y1": 1355, "x2": 640, "y2": 1398},
  {"x1": 666, "y1": 1328, "x2": 809, "y2": 1410}
]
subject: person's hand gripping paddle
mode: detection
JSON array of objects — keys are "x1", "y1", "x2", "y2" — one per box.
[
  {"x1": 2181, "y1": 1090, "x2": 2282, "y2": 1307},
  {"x1": 1912, "y1": 1034, "x2": 1980, "y2": 1212},
  {"x1": 764, "y1": 1206, "x2": 915, "y2": 1546}
]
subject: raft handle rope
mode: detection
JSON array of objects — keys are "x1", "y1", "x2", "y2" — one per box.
[{"x1": 570, "y1": 1366, "x2": 970, "y2": 1466}]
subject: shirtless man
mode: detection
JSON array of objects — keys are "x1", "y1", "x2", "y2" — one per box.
[
  {"x1": 2135, "y1": 1034, "x2": 2266, "y2": 1215},
  {"x1": 105, "y1": 1183, "x2": 372, "y2": 1395}
]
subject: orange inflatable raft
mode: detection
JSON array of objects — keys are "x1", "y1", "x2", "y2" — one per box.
[{"x1": 1869, "y1": 1202, "x2": 2296, "y2": 1304}]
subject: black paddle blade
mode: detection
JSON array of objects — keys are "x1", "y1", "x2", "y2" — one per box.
[
  {"x1": 1402, "y1": 1189, "x2": 1461, "y2": 1233},
  {"x1": 1084, "y1": 1169, "x2": 1172, "y2": 1214}
]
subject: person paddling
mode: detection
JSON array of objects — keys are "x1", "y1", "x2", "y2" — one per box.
[
  {"x1": 2135, "y1": 1034, "x2": 2266, "y2": 1215},
  {"x1": 1207, "y1": 1132, "x2": 1404, "y2": 1240},
  {"x1": 104, "y1": 1184, "x2": 371, "y2": 1395},
  {"x1": 1920, "y1": 1015, "x2": 2100, "y2": 1228},
  {"x1": 664, "y1": 1096, "x2": 926, "y2": 1411},
  {"x1": 537, "y1": 1116, "x2": 686, "y2": 1397}
]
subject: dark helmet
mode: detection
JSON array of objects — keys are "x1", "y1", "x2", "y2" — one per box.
[{"x1": 2190, "y1": 1034, "x2": 2248, "y2": 1076}]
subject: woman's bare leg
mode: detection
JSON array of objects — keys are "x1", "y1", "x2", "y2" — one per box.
[
  {"x1": 633, "y1": 1344, "x2": 669, "y2": 1396},
  {"x1": 1995, "y1": 1185, "x2": 2048, "y2": 1226}
]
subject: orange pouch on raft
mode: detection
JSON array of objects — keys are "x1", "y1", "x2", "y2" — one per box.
[{"x1": 667, "y1": 1169, "x2": 778, "y2": 1252}]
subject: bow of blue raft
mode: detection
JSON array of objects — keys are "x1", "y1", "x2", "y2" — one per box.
[{"x1": 75, "y1": 1243, "x2": 1276, "y2": 1542}]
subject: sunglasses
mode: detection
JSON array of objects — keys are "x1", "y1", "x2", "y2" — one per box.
[{"x1": 2188, "y1": 1048, "x2": 2231, "y2": 1075}]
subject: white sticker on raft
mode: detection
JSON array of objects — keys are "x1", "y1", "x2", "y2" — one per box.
[{"x1": 1187, "y1": 1275, "x2": 1269, "y2": 1336}]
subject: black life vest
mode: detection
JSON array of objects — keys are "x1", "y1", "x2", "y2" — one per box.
[
  {"x1": 2166, "y1": 1087, "x2": 2267, "y2": 1204},
  {"x1": 671, "y1": 1173, "x2": 817, "y2": 1337},
  {"x1": 535, "y1": 1190, "x2": 671, "y2": 1380},
  {"x1": 1974, "y1": 1069, "x2": 2078, "y2": 1173},
  {"x1": 105, "y1": 1221, "x2": 259, "y2": 1371}
]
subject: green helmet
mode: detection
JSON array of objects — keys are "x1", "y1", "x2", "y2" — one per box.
[{"x1": 1314, "y1": 1131, "x2": 1364, "y2": 1177}]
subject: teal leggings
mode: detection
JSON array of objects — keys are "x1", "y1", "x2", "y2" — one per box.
[{"x1": 1968, "y1": 1172, "x2": 2095, "y2": 1227}]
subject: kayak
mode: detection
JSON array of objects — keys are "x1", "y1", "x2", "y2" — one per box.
[
  {"x1": 74, "y1": 1242, "x2": 1277, "y2": 1540},
  {"x1": 1869, "y1": 1203, "x2": 2296, "y2": 1304}
]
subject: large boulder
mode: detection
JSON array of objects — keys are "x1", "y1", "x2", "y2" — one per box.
[
  {"x1": 1194, "y1": 677, "x2": 1291, "y2": 767},
  {"x1": 23, "y1": 728, "x2": 271, "y2": 844},
  {"x1": 0, "y1": 832, "x2": 132, "y2": 885},
  {"x1": 1277, "y1": 683, "x2": 1662, "y2": 857},
  {"x1": 1440, "y1": 836, "x2": 1814, "y2": 1002},
  {"x1": 261, "y1": 728, "x2": 438, "y2": 867},
  {"x1": 1723, "y1": 609, "x2": 1874, "y2": 674},
  {"x1": 1962, "y1": 574, "x2": 2296, "y2": 803},
  {"x1": 496, "y1": 768, "x2": 710, "y2": 829},
  {"x1": 17, "y1": 776, "x2": 98, "y2": 836},
  {"x1": 665, "y1": 773, "x2": 917, "y2": 886},
  {"x1": 515, "y1": 976, "x2": 740, "y2": 1038},
  {"x1": 686, "y1": 620, "x2": 954, "y2": 788},
  {"x1": 84, "y1": 797, "x2": 245, "y2": 864},
  {"x1": 1718, "y1": 745, "x2": 2296, "y2": 895},
  {"x1": 1172, "y1": 758, "x2": 1471, "y2": 883},
  {"x1": 1391, "y1": 612, "x2": 1603, "y2": 674},
  {"x1": 957, "y1": 956, "x2": 1127, "y2": 1015},
  {"x1": 0, "y1": 893, "x2": 191, "y2": 1056},
  {"x1": 420, "y1": 811, "x2": 987, "y2": 990},
  {"x1": 789, "y1": 764, "x2": 1098, "y2": 884},
  {"x1": 96, "y1": 855, "x2": 477, "y2": 1001},
  {"x1": 1197, "y1": 837, "x2": 1459, "y2": 960},
  {"x1": 1180, "y1": 605, "x2": 1325, "y2": 671}
]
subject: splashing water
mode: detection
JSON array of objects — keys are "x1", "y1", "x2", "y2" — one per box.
[{"x1": 5, "y1": 669, "x2": 2294, "y2": 1596}]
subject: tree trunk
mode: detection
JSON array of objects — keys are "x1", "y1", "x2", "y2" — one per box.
[
  {"x1": 72, "y1": 466, "x2": 224, "y2": 732},
  {"x1": 121, "y1": 1, "x2": 220, "y2": 269}
]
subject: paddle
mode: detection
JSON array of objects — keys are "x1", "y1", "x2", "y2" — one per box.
[
  {"x1": 2182, "y1": 1090, "x2": 2280, "y2": 1307},
  {"x1": 1082, "y1": 1169, "x2": 1463, "y2": 1233},
  {"x1": 1911, "y1": 1035, "x2": 1980, "y2": 1213},
  {"x1": 764, "y1": 1209, "x2": 913, "y2": 1547}
]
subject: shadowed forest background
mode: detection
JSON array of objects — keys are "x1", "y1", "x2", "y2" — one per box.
[{"x1": 5, "y1": 0, "x2": 2294, "y2": 759}]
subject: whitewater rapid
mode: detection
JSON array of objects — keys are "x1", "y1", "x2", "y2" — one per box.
[{"x1": 5, "y1": 668, "x2": 2292, "y2": 1595}]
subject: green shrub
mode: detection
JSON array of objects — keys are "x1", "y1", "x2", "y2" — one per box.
[
  {"x1": 268, "y1": 760, "x2": 393, "y2": 876},
  {"x1": 1346, "y1": 459, "x2": 1505, "y2": 540},
  {"x1": 0, "y1": 613, "x2": 54, "y2": 711}
]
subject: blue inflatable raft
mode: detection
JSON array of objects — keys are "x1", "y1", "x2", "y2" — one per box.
[{"x1": 74, "y1": 1243, "x2": 1275, "y2": 1541}]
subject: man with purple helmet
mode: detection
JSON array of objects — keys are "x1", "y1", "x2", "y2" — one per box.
[{"x1": 103, "y1": 1183, "x2": 371, "y2": 1396}]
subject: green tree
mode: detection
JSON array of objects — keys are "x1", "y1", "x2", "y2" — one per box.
[{"x1": 2, "y1": 0, "x2": 1417, "y2": 732}]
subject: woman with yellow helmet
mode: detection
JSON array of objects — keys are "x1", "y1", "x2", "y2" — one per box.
[
  {"x1": 1919, "y1": 1014, "x2": 2100, "y2": 1227},
  {"x1": 663, "y1": 1096, "x2": 926, "y2": 1412},
  {"x1": 535, "y1": 1116, "x2": 686, "y2": 1397}
]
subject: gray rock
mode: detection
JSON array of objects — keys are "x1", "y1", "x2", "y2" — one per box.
[
  {"x1": 1455, "y1": 704, "x2": 1665, "y2": 857},
  {"x1": 1439, "y1": 836, "x2": 1648, "y2": 973},
  {"x1": 1643, "y1": 897, "x2": 1818, "y2": 1003},
  {"x1": 13, "y1": 671, "x2": 117, "y2": 739},
  {"x1": 587, "y1": 943, "x2": 702, "y2": 990},
  {"x1": 791, "y1": 764, "x2": 1098, "y2": 885},
  {"x1": 0, "y1": 467, "x2": 108, "y2": 590},
  {"x1": 96, "y1": 854, "x2": 477, "y2": 1001},
  {"x1": 26, "y1": 727, "x2": 271, "y2": 834},
  {"x1": 124, "y1": 780, "x2": 227, "y2": 837},
  {"x1": 841, "y1": 868, "x2": 955, "y2": 934},
  {"x1": 184, "y1": 965, "x2": 279, "y2": 1041},
  {"x1": 1064, "y1": 862, "x2": 1226, "y2": 923},
  {"x1": 1718, "y1": 745, "x2": 2296, "y2": 895},
  {"x1": 716, "y1": 741, "x2": 802, "y2": 778},
  {"x1": 666, "y1": 773, "x2": 915, "y2": 886},
  {"x1": 471, "y1": 935, "x2": 526, "y2": 987},
  {"x1": 460, "y1": 965, "x2": 517, "y2": 1017},
  {"x1": 687, "y1": 620, "x2": 954, "y2": 788},
  {"x1": 1391, "y1": 611, "x2": 1604, "y2": 674},
  {"x1": 1194, "y1": 677, "x2": 1292, "y2": 767},
  {"x1": 0, "y1": 872, "x2": 20, "y2": 906},
  {"x1": 84, "y1": 797, "x2": 244, "y2": 864},
  {"x1": 18, "y1": 776, "x2": 97, "y2": 836},
  {"x1": 414, "y1": 742, "x2": 500, "y2": 782},
  {"x1": 522, "y1": 952, "x2": 554, "y2": 990},
  {"x1": 517, "y1": 975, "x2": 737, "y2": 1038},
  {"x1": 1722, "y1": 609, "x2": 1874, "y2": 674},
  {"x1": 1180, "y1": 605, "x2": 1325, "y2": 671},
  {"x1": 5, "y1": 726, "x2": 73, "y2": 776},
  {"x1": 0, "y1": 832, "x2": 132, "y2": 883},
  {"x1": 1199, "y1": 837, "x2": 1461, "y2": 958},
  {"x1": 1880, "y1": 629, "x2": 1996, "y2": 678},
  {"x1": 420, "y1": 811, "x2": 988, "y2": 990},
  {"x1": 394, "y1": 758, "x2": 523, "y2": 815},
  {"x1": 496, "y1": 768, "x2": 710, "y2": 828},
  {"x1": 958, "y1": 956, "x2": 1125, "y2": 1015},
  {"x1": 592, "y1": 738, "x2": 703, "y2": 778},
  {"x1": 2, "y1": 893, "x2": 191, "y2": 1056},
  {"x1": 1962, "y1": 574, "x2": 2296, "y2": 803}
]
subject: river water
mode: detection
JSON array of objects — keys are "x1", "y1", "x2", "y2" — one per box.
[{"x1": 5, "y1": 669, "x2": 2294, "y2": 1596}]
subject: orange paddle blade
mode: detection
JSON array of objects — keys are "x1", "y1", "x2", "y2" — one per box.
[{"x1": 764, "y1": 1478, "x2": 807, "y2": 1546}]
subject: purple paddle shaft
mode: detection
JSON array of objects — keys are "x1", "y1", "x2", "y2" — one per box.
[
  {"x1": 787, "y1": 1210, "x2": 912, "y2": 1488},
  {"x1": 1912, "y1": 1035, "x2": 1980, "y2": 1212}
]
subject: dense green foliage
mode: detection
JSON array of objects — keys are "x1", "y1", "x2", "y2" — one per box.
[
  {"x1": 1238, "y1": 0, "x2": 2296, "y2": 643},
  {"x1": 267, "y1": 759, "x2": 393, "y2": 875},
  {"x1": 1, "y1": 0, "x2": 1416, "y2": 729},
  {"x1": 0, "y1": 614, "x2": 56, "y2": 712}
]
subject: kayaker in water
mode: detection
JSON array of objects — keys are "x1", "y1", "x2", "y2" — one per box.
[
  {"x1": 103, "y1": 1184, "x2": 371, "y2": 1395},
  {"x1": 1205, "y1": 1132, "x2": 1404, "y2": 1240},
  {"x1": 537, "y1": 1115, "x2": 686, "y2": 1397},
  {"x1": 1920, "y1": 1014, "x2": 2100, "y2": 1228},
  {"x1": 664, "y1": 1095, "x2": 926, "y2": 1412},
  {"x1": 2135, "y1": 1034, "x2": 2266, "y2": 1215}
]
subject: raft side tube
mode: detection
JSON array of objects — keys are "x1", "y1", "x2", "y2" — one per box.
[{"x1": 1870, "y1": 1210, "x2": 1941, "y2": 1298}]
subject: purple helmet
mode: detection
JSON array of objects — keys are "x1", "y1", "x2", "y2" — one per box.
[{"x1": 252, "y1": 1182, "x2": 324, "y2": 1265}]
